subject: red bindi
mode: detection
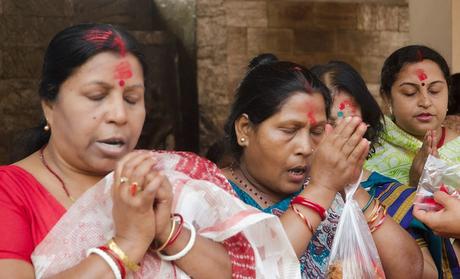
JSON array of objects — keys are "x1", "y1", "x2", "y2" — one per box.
[
  {"x1": 338, "y1": 100, "x2": 356, "y2": 113},
  {"x1": 303, "y1": 102, "x2": 317, "y2": 126},
  {"x1": 119, "y1": 80, "x2": 125, "y2": 87},
  {"x1": 415, "y1": 69, "x2": 427, "y2": 82},
  {"x1": 307, "y1": 111, "x2": 317, "y2": 126},
  {"x1": 114, "y1": 61, "x2": 133, "y2": 80}
]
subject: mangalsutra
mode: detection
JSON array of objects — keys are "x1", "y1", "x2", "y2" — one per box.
[
  {"x1": 39, "y1": 146, "x2": 75, "y2": 202},
  {"x1": 230, "y1": 164, "x2": 273, "y2": 207}
]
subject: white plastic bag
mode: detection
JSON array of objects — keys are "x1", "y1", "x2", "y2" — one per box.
[
  {"x1": 327, "y1": 172, "x2": 385, "y2": 279},
  {"x1": 414, "y1": 155, "x2": 460, "y2": 211}
]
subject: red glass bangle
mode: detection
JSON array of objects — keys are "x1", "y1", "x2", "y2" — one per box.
[
  {"x1": 98, "y1": 245, "x2": 127, "y2": 279},
  {"x1": 291, "y1": 196, "x2": 327, "y2": 221},
  {"x1": 165, "y1": 213, "x2": 185, "y2": 248}
]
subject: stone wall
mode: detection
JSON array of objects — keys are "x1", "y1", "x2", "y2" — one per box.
[
  {"x1": 0, "y1": 0, "x2": 185, "y2": 164},
  {"x1": 197, "y1": 0, "x2": 410, "y2": 153}
]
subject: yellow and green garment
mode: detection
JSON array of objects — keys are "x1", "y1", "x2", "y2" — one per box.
[{"x1": 365, "y1": 115, "x2": 460, "y2": 186}]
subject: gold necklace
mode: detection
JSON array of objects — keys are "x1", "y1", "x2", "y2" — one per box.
[{"x1": 229, "y1": 164, "x2": 273, "y2": 207}]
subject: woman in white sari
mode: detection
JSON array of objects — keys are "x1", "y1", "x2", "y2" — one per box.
[{"x1": 0, "y1": 24, "x2": 298, "y2": 279}]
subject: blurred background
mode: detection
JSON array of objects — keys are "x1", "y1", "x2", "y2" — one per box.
[{"x1": 0, "y1": 0, "x2": 459, "y2": 164}]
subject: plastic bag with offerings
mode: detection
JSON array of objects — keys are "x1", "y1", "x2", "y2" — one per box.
[
  {"x1": 414, "y1": 154, "x2": 460, "y2": 211},
  {"x1": 327, "y1": 172, "x2": 385, "y2": 279}
]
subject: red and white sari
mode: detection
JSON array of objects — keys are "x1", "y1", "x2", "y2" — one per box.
[{"x1": 31, "y1": 151, "x2": 299, "y2": 278}]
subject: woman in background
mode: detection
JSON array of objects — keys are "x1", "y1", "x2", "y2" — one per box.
[
  {"x1": 221, "y1": 53, "x2": 422, "y2": 278},
  {"x1": 365, "y1": 45, "x2": 460, "y2": 188}
]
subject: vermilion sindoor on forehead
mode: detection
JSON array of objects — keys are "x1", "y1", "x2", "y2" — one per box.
[{"x1": 84, "y1": 29, "x2": 132, "y2": 88}]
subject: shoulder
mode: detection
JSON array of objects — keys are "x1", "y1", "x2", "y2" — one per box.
[
  {"x1": 153, "y1": 150, "x2": 237, "y2": 195},
  {"x1": 0, "y1": 165, "x2": 41, "y2": 203},
  {"x1": 0, "y1": 165, "x2": 35, "y2": 186}
]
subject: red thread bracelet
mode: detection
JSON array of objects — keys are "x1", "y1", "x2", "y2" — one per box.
[
  {"x1": 291, "y1": 196, "x2": 327, "y2": 221},
  {"x1": 98, "y1": 245, "x2": 127, "y2": 279},
  {"x1": 165, "y1": 213, "x2": 185, "y2": 248}
]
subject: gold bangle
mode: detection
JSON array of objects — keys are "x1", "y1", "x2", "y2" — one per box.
[
  {"x1": 108, "y1": 239, "x2": 141, "y2": 272},
  {"x1": 366, "y1": 199, "x2": 380, "y2": 223},
  {"x1": 290, "y1": 204, "x2": 314, "y2": 234},
  {"x1": 153, "y1": 216, "x2": 177, "y2": 252}
]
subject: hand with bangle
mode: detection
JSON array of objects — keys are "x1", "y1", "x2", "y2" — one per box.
[
  {"x1": 360, "y1": 192, "x2": 387, "y2": 233},
  {"x1": 94, "y1": 150, "x2": 176, "y2": 278}
]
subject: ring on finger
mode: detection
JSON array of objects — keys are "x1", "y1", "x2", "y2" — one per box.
[{"x1": 120, "y1": 176, "x2": 129, "y2": 185}]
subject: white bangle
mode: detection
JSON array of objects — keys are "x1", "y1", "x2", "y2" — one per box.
[
  {"x1": 86, "y1": 247, "x2": 122, "y2": 279},
  {"x1": 157, "y1": 220, "x2": 196, "y2": 261}
]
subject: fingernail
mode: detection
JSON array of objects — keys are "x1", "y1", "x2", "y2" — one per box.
[{"x1": 345, "y1": 116, "x2": 352, "y2": 122}]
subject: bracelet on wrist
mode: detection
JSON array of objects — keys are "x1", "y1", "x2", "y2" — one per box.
[
  {"x1": 290, "y1": 204, "x2": 314, "y2": 234},
  {"x1": 152, "y1": 214, "x2": 180, "y2": 252},
  {"x1": 98, "y1": 246, "x2": 127, "y2": 279},
  {"x1": 361, "y1": 195, "x2": 374, "y2": 213},
  {"x1": 86, "y1": 247, "x2": 122, "y2": 279},
  {"x1": 157, "y1": 220, "x2": 196, "y2": 261},
  {"x1": 108, "y1": 239, "x2": 141, "y2": 272},
  {"x1": 291, "y1": 196, "x2": 327, "y2": 221}
]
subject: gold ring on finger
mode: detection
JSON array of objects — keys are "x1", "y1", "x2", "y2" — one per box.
[{"x1": 120, "y1": 176, "x2": 129, "y2": 184}]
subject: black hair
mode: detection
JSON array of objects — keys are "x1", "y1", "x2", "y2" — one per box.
[
  {"x1": 448, "y1": 73, "x2": 460, "y2": 115},
  {"x1": 205, "y1": 138, "x2": 233, "y2": 168},
  {"x1": 224, "y1": 53, "x2": 331, "y2": 159},
  {"x1": 10, "y1": 23, "x2": 146, "y2": 162},
  {"x1": 380, "y1": 45, "x2": 451, "y2": 102},
  {"x1": 311, "y1": 61, "x2": 384, "y2": 157}
]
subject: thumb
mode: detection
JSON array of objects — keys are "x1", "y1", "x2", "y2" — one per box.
[
  {"x1": 412, "y1": 205, "x2": 437, "y2": 226},
  {"x1": 433, "y1": 191, "x2": 454, "y2": 208}
]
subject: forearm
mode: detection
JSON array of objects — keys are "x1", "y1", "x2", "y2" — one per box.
[
  {"x1": 48, "y1": 237, "x2": 148, "y2": 279},
  {"x1": 280, "y1": 184, "x2": 337, "y2": 257},
  {"x1": 372, "y1": 219, "x2": 423, "y2": 278},
  {"x1": 47, "y1": 255, "x2": 120, "y2": 279},
  {"x1": 161, "y1": 229, "x2": 232, "y2": 279}
]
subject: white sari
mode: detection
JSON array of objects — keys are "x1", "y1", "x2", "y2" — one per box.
[{"x1": 31, "y1": 151, "x2": 300, "y2": 278}]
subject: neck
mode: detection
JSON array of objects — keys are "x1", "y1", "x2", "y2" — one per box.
[
  {"x1": 237, "y1": 161, "x2": 284, "y2": 205},
  {"x1": 43, "y1": 144, "x2": 105, "y2": 197}
]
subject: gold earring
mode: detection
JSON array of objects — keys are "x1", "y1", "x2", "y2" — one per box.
[
  {"x1": 240, "y1": 137, "x2": 245, "y2": 142},
  {"x1": 44, "y1": 124, "x2": 50, "y2": 131}
]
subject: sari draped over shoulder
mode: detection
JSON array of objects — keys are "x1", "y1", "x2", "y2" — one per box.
[
  {"x1": 229, "y1": 180, "x2": 343, "y2": 279},
  {"x1": 362, "y1": 171, "x2": 460, "y2": 279},
  {"x1": 31, "y1": 151, "x2": 300, "y2": 279},
  {"x1": 365, "y1": 116, "x2": 460, "y2": 185}
]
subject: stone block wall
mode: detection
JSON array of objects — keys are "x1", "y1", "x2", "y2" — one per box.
[
  {"x1": 197, "y1": 0, "x2": 410, "y2": 153},
  {"x1": 0, "y1": 0, "x2": 165, "y2": 164}
]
